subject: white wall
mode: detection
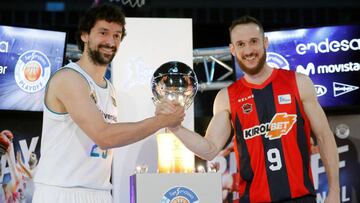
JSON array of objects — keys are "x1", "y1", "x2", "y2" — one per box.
[{"x1": 111, "y1": 17, "x2": 193, "y2": 203}]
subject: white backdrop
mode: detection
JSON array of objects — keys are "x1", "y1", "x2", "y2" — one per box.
[{"x1": 111, "y1": 17, "x2": 193, "y2": 203}]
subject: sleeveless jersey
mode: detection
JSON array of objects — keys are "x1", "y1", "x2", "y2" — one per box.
[
  {"x1": 34, "y1": 62, "x2": 118, "y2": 190},
  {"x1": 227, "y1": 69, "x2": 315, "y2": 202}
]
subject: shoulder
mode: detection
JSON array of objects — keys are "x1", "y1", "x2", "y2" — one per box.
[
  {"x1": 295, "y1": 72, "x2": 314, "y2": 88},
  {"x1": 217, "y1": 87, "x2": 228, "y2": 98},
  {"x1": 47, "y1": 67, "x2": 91, "y2": 99},
  {"x1": 215, "y1": 88, "x2": 230, "y2": 105},
  {"x1": 295, "y1": 72, "x2": 316, "y2": 101},
  {"x1": 49, "y1": 68, "x2": 89, "y2": 87},
  {"x1": 213, "y1": 87, "x2": 230, "y2": 114}
]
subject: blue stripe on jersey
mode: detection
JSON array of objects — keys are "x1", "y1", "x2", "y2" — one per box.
[{"x1": 252, "y1": 83, "x2": 292, "y2": 201}]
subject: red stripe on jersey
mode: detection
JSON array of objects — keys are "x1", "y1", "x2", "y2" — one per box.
[
  {"x1": 229, "y1": 83, "x2": 249, "y2": 198},
  {"x1": 272, "y1": 71, "x2": 310, "y2": 198},
  {"x1": 247, "y1": 135, "x2": 271, "y2": 202},
  {"x1": 228, "y1": 78, "x2": 272, "y2": 202}
]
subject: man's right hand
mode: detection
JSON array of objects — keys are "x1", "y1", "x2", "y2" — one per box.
[
  {"x1": 0, "y1": 130, "x2": 13, "y2": 156},
  {"x1": 156, "y1": 100, "x2": 185, "y2": 128}
]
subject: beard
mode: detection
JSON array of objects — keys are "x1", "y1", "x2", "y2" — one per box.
[
  {"x1": 87, "y1": 42, "x2": 117, "y2": 66},
  {"x1": 236, "y1": 48, "x2": 266, "y2": 76}
]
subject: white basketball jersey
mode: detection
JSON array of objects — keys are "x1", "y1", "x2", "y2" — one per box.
[{"x1": 34, "y1": 62, "x2": 118, "y2": 190}]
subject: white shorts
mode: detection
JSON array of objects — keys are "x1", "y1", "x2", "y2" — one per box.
[{"x1": 32, "y1": 183, "x2": 112, "y2": 203}]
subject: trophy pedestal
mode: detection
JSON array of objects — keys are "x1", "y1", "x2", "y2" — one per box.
[{"x1": 130, "y1": 173, "x2": 222, "y2": 203}]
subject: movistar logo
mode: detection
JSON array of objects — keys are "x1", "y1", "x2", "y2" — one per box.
[
  {"x1": 296, "y1": 38, "x2": 360, "y2": 55},
  {"x1": 296, "y1": 63, "x2": 315, "y2": 75},
  {"x1": 296, "y1": 61, "x2": 360, "y2": 75}
]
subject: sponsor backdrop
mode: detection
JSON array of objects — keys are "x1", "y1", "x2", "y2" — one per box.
[
  {"x1": 0, "y1": 25, "x2": 66, "y2": 202},
  {"x1": 266, "y1": 25, "x2": 360, "y2": 110},
  {"x1": 235, "y1": 24, "x2": 360, "y2": 110},
  {"x1": 0, "y1": 25, "x2": 66, "y2": 111},
  {"x1": 311, "y1": 115, "x2": 360, "y2": 203},
  {"x1": 0, "y1": 112, "x2": 42, "y2": 203}
]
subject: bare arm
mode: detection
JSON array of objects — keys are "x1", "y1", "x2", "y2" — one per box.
[
  {"x1": 0, "y1": 134, "x2": 20, "y2": 191},
  {"x1": 168, "y1": 88, "x2": 232, "y2": 160},
  {"x1": 296, "y1": 73, "x2": 340, "y2": 201},
  {"x1": 16, "y1": 151, "x2": 33, "y2": 179},
  {"x1": 47, "y1": 69, "x2": 185, "y2": 149}
]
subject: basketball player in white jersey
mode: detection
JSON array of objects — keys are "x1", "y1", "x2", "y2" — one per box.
[{"x1": 32, "y1": 4, "x2": 185, "y2": 203}]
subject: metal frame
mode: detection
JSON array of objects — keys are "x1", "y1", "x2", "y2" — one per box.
[
  {"x1": 193, "y1": 46, "x2": 233, "y2": 91},
  {"x1": 65, "y1": 44, "x2": 234, "y2": 91}
]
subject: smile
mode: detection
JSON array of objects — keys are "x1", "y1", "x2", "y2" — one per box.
[
  {"x1": 243, "y1": 54, "x2": 256, "y2": 61},
  {"x1": 100, "y1": 47, "x2": 115, "y2": 55}
]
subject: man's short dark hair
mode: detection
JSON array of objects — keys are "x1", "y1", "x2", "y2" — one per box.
[
  {"x1": 229, "y1": 15, "x2": 264, "y2": 39},
  {"x1": 76, "y1": 4, "x2": 126, "y2": 52}
]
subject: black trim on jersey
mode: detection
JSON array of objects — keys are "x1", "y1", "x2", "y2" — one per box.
[
  {"x1": 235, "y1": 114, "x2": 252, "y2": 203},
  {"x1": 295, "y1": 101, "x2": 316, "y2": 195},
  {"x1": 252, "y1": 84, "x2": 291, "y2": 201},
  {"x1": 241, "y1": 183, "x2": 251, "y2": 203}
]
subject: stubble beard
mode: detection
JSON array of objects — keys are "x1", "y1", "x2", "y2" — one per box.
[
  {"x1": 236, "y1": 48, "x2": 267, "y2": 76},
  {"x1": 87, "y1": 42, "x2": 117, "y2": 66}
]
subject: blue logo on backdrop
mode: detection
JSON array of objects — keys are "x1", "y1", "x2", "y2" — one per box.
[
  {"x1": 266, "y1": 52, "x2": 290, "y2": 70},
  {"x1": 161, "y1": 186, "x2": 199, "y2": 203},
  {"x1": 314, "y1": 84, "x2": 327, "y2": 97},
  {"x1": 14, "y1": 50, "x2": 51, "y2": 93}
]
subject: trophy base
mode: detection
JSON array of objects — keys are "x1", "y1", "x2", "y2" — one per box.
[{"x1": 130, "y1": 173, "x2": 222, "y2": 203}]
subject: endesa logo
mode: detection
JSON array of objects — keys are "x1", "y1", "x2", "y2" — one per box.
[
  {"x1": 296, "y1": 38, "x2": 360, "y2": 55},
  {"x1": 243, "y1": 113, "x2": 297, "y2": 140},
  {"x1": 0, "y1": 40, "x2": 9, "y2": 53}
]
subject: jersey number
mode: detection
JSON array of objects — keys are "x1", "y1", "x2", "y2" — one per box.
[
  {"x1": 90, "y1": 144, "x2": 108, "y2": 159},
  {"x1": 267, "y1": 148, "x2": 282, "y2": 171}
]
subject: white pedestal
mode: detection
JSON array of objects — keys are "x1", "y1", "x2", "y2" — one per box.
[{"x1": 130, "y1": 173, "x2": 222, "y2": 203}]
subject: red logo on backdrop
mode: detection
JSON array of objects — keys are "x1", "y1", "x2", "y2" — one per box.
[{"x1": 242, "y1": 103, "x2": 252, "y2": 114}]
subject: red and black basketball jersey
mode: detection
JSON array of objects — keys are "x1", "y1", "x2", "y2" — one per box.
[{"x1": 227, "y1": 69, "x2": 315, "y2": 203}]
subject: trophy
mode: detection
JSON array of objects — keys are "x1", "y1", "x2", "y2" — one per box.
[
  {"x1": 151, "y1": 61, "x2": 198, "y2": 109},
  {"x1": 151, "y1": 61, "x2": 198, "y2": 173}
]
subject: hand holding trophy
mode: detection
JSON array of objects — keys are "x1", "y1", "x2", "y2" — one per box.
[{"x1": 151, "y1": 61, "x2": 198, "y2": 173}]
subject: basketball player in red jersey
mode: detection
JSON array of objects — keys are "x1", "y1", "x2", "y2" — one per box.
[{"x1": 158, "y1": 15, "x2": 339, "y2": 203}]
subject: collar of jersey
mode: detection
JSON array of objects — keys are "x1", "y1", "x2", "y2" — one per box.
[{"x1": 240, "y1": 68, "x2": 278, "y2": 89}]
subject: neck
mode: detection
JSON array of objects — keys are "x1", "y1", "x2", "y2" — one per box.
[
  {"x1": 243, "y1": 64, "x2": 273, "y2": 85},
  {"x1": 76, "y1": 55, "x2": 107, "y2": 86}
]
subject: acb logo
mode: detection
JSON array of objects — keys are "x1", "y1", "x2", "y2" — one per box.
[
  {"x1": 14, "y1": 50, "x2": 51, "y2": 93},
  {"x1": 161, "y1": 186, "x2": 199, "y2": 203}
]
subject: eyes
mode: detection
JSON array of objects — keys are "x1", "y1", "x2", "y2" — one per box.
[
  {"x1": 99, "y1": 31, "x2": 121, "y2": 41},
  {"x1": 235, "y1": 38, "x2": 259, "y2": 48}
]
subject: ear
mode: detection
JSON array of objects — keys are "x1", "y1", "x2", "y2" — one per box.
[
  {"x1": 229, "y1": 43, "x2": 236, "y2": 57},
  {"x1": 80, "y1": 32, "x2": 89, "y2": 44},
  {"x1": 264, "y1": 36, "x2": 269, "y2": 49}
]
